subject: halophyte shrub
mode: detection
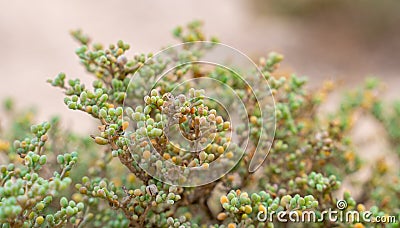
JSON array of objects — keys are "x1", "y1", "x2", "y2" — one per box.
[{"x1": 0, "y1": 21, "x2": 399, "y2": 227}]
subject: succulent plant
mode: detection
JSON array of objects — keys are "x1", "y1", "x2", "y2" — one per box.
[{"x1": 0, "y1": 21, "x2": 399, "y2": 227}]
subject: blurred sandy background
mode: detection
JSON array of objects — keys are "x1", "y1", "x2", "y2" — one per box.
[{"x1": 0, "y1": 0, "x2": 399, "y2": 133}]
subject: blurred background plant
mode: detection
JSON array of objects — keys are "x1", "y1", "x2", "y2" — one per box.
[
  {"x1": 0, "y1": 21, "x2": 399, "y2": 227},
  {"x1": 1, "y1": 0, "x2": 400, "y2": 134}
]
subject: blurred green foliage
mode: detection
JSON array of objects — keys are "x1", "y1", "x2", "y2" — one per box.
[{"x1": 0, "y1": 21, "x2": 399, "y2": 227}]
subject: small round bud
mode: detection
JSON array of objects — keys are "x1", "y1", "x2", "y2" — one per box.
[
  {"x1": 167, "y1": 217, "x2": 174, "y2": 225},
  {"x1": 194, "y1": 90, "x2": 203, "y2": 97},
  {"x1": 122, "y1": 121, "x2": 129, "y2": 131},
  {"x1": 143, "y1": 150, "x2": 151, "y2": 160},
  {"x1": 217, "y1": 212, "x2": 227, "y2": 221},
  {"x1": 199, "y1": 117, "x2": 207, "y2": 125},
  {"x1": 68, "y1": 102, "x2": 77, "y2": 110},
  {"x1": 157, "y1": 99, "x2": 164, "y2": 106},
  {"x1": 77, "y1": 202, "x2": 84, "y2": 211},
  {"x1": 144, "y1": 96, "x2": 151, "y2": 104},
  {"x1": 32, "y1": 154, "x2": 40, "y2": 163},
  {"x1": 207, "y1": 114, "x2": 215, "y2": 122},
  {"x1": 155, "y1": 160, "x2": 162, "y2": 169},
  {"x1": 144, "y1": 106, "x2": 152, "y2": 114},
  {"x1": 311, "y1": 201, "x2": 319, "y2": 208},
  {"x1": 66, "y1": 206, "x2": 75, "y2": 216},
  {"x1": 79, "y1": 187, "x2": 87, "y2": 194},
  {"x1": 40, "y1": 135, "x2": 48, "y2": 142},
  {"x1": 99, "y1": 109, "x2": 107, "y2": 118},
  {"x1": 228, "y1": 223, "x2": 237, "y2": 228},
  {"x1": 99, "y1": 180, "x2": 107, "y2": 188},
  {"x1": 220, "y1": 196, "x2": 229, "y2": 205},
  {"x1": 250, "y1": 116, "x2": 258, "y2": 124},
  {"x1": 134, "y1": 189, "x2": 142, "y2": 196},
  {"x1": 36, "y1": 202, "x2": 45, "y2": 211},
  {"x1": 155, "y1": 195, "x2": 163, "y2": 204},
  {"x1": 39, "y1": 155, "x2": 47, "y2": 165},
  {"x1": 216, "y1": 116, "x2": 223, "y2": 125},
  {"x1": 60, "y1": 197, "x2": 68, "y2": 208},
  {"x1": 117, "y1": 55, "x2": 127, "y2": 65},
  {"x1": 354, "y1": 223, "x2": 365, "y2": 228},
  {"x1": 244, "y1": 205, "x2": 252, "y2": 214},
  {"x1": 71, "y1": 95, "x2": 79, "y2": 102},
  {"x1": 46, "y1": 215, "x2": 54, "y2": 223},
  {"x1": 132, "y1": 112, "x2": 141, "y2": 121},
  {"x1": 251, "y1": 193, "x2": 261, "y2": 202},
  {"x1": 150, "y1": 89, "x2": 159, "y2": 97},
  {"x1": 97, "y1": 189, "x2": 106, "y2": 197},
  {"x1": 31, "y1": 125, "x2": 38, "y2": 134},
  {"x1": 94, "y1": 137, "x2": 108, "y2": 145},
  {"x1": 151, "y1": 128, "x2": 163, "y2": 137},
  {"x1": 199, "y1": 151, "x2": 207, "y2": 161},
  {"x1": 116, "y1": 107, "x2": 123, "y2": 116},
  {"x1": 259, "y1": 205, "x2": 267, "y2": 213},
  {"x1": 80, "y1": 91, "x2": 87, "y2": 102},
  {"x1": 108, "y1": 108, "x2": 116, "y2": 116},
  {"x1": 298, "y1": 198, "x2": 305, "y2": 207},
  {"x1": 223, "y1": 121, "x2": 230, "y2": 130},
  {"x1": 36, "y1": 216, "x2": 44, "y2": 225}
]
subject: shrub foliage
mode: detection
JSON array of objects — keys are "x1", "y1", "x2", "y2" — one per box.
[{"x1": 0, "y1": 21, "x2": 399, "y2": 227}]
